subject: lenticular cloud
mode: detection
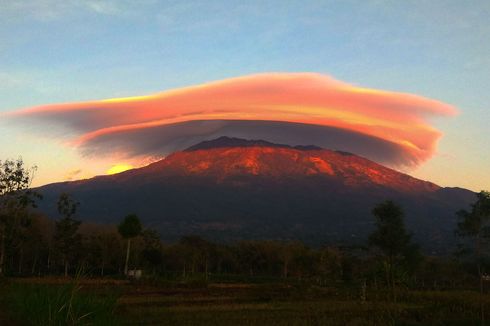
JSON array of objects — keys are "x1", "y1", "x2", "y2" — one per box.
[{"x1": 8, "y1": 73, "x2": 457, "y2": 168}]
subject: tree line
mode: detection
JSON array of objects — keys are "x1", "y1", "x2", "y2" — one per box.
[{"x1": 1, "y1": 158, "x2": 490, "y2": 294}]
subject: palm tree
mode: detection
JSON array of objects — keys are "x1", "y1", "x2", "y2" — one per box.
[{"x1": 118, "y1": 214, "x2": 142, "y2": 275}]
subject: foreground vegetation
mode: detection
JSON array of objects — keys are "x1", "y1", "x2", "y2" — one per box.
[
  {"x1": 2, "y1": 276, "x2": 490, "y2": 325},
  {"x1": 1, "y1": 277, "x2": 119, "y2": 325},
  {"x1": 1, "y1": 158, "x2": 490, "y2": 324}
]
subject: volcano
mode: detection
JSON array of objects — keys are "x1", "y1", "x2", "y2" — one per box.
[{"x1": 35, "y1": 137, "x2": 475, "y2": 253}]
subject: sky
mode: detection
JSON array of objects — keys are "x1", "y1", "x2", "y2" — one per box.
[{"x1": 0, "y1": 0, "x2": 489, "y2": 191}]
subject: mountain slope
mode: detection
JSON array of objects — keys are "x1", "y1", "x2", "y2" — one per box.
[
  {"x1": 146, "y1": 136, "x2": 439, "y2": 193},
  {"x1": 35, "y1": 137, "x2": 475, "y2": 253}
]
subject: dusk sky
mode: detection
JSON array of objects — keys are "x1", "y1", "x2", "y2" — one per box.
[{"x1": 0, "y1": 0, "x2": 489, "y2": 191}]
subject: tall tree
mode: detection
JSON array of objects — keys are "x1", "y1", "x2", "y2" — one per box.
[
  {"x1": 456, "y1": 190, "x2": 490, "y2": 325},
  {"x1": 368, "y1": 200, "x2": 418, "y2": 301},
  {"x1": 96, "y1": 231, "x2": 122, "y2": 276},
  {"x1": 118, "y1": 214, "x2": 142, "y2": 275},
  {"x1": 179, "y1": 235, "x2": 214, "y2": 279},
  {"x1": 54, "y1": 193, "x2": 81, "y2": 277},
  {"x1": 57, "y1": 193, "x2": 79, "y2": 220},
  {"x1": 22, "y1": 214, "x2": 51, "y2": 276},
  {"x1": 140, "y1": 229, "x2": 163, "y2": 275},
  {"x1": 0, "y1": 158, "x2": 39, "y2": 275},
  {"x1": 279, "y1": 241, "x2": 306, "y2": 279}
]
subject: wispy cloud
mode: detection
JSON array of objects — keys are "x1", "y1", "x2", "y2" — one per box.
[
  {"x1": 0, "y1": 72, "x2": 32, "y2": 90},
  {"x1": 64, "y1": 168, "x2": 82, "y2": 181},
  {"x1": 63, "y1": 168, "x2": 94, "y2": 181},
  {"x1": 0, "y1": 0, "x2": 155, "y2": 21}
]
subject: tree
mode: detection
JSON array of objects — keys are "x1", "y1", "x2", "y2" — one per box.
[
  {"x1": 140, "y1": 229, "x2": 163, "y2": 274},
  {"x1": 368, "y1": 200, "x2": 419, "y2": 301},
  {"x1": 317, "y1": 246, "x2": 343, "y2": 283},
  {"x1": 54, "y1": 193, "x2": 81, "y2": 277},
  {"x1": 456, "y1": 190, "x2": 490, "y2": 324},
  {"x1": 118, "y1": 214, "x2": 142, "y2": 275},
  {"x1": 279, "y1": 241, "x2": 306, "y2": 279},
  {"x1": 57, "y1": 193, "x2": 79, "y2": 220},
  {"x1": 0, "y1": 158, "x2": 40, "y2": 275},
  {"x1": 179, "y1": 235, "x2": 213, "y2": 279},
  {"x1": 94, "y1": 231, "x2": 122, "y2": 277},
  {"x1": 23, "y1": 213, "x2": 52, "y2": 276},
  {"x1": 456, "y1": 191, "x2": 490, "y2": 256}
]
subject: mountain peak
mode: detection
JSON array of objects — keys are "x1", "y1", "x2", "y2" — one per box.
[
  {"x1": 142, "y1": 137, "x2": 440, "y2": 193},
  {"x1": 184, "y1": 136, "x2": 323, "y2": 152},
  {"x1": 35, "y1": 135, "x2": 474, "y2": 253}
]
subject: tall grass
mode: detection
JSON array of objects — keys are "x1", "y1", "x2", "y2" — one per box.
[{"x1": 6, "y1": 278, "x2": 120, "y2": 326}]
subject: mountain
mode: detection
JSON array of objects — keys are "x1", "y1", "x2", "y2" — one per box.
[{"x1": 35, "y1": 137, "x2": 475, "y2": 254}]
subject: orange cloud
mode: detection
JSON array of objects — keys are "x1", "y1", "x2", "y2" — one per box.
[{"x1": 9, "y1": 73, "x2": 457, "y2": 168}]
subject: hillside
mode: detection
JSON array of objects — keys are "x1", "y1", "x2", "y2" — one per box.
[{"x1": 35, "y1": 137, "x2": 475, "y2": 253}]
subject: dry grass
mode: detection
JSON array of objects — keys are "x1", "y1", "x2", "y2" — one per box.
[{"x1": 1, "y1": 278, "x2": 487, "y2": 325}]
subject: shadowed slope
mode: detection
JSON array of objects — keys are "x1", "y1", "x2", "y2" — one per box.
[{"x1": 35, "y1": 137, "x2": 474, "y2": 253}]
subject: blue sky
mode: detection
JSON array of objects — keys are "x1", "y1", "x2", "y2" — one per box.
[{"x1": 0, "y1": 0, "x2": 489, "y2": 190}]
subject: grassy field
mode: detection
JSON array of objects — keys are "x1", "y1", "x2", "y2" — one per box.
[{"x1": 1, "y1": 277, "x2": 489, "y2": 325}]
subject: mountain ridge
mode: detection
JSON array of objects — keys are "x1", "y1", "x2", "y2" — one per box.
[
  {"x1": 34, "y1": 137, "x2": 475, "y2": 253},
  {"x1": 139, "y1": 136, "x2": 440, "y2": 193},
  {"x1": 184, "y1": 136, "x2": 323, "y2": 152}
]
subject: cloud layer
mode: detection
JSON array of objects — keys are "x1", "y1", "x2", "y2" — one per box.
[{"x1": 8, "y1": 73, "x2": 457, "y2": 168}]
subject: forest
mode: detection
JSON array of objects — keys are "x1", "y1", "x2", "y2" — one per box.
[{"x1": 1, "y1": 158, "x2": 490, "y2": 325}]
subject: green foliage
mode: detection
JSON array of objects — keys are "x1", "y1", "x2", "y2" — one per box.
[
  {"x1": 0, "y1": 158, "x2": 41, "y2": 275},
  {"x1": 54, "y1": 194, "x2": 81, "y2": 276},
  {"x1": 57, "y1": 193, "x2": 79, "y2": 220},
  {"x1": 457, "y1": 191, "x2": 490, "y2": 239},
  {"x1": 0, "y1": 158, "x2": 36, "y2": 197},
  {"x1": 83, "y1": 230, "x2": 122, "y2": 276},
  {"x1": 0, "y1": 158, "x2": 40, "y2": 222},
  {"x1": 455, "y1": 190, "x2": 490, "y2": 274},
  {"x1": 140, "y1": 229, "x2": 163, "y2": 271},
  {"x1": 368, "y1": 200, "x2": 421, "y2": 298},
  {"x1": 6, "y1": 280, "x2": 120, "y2": 325},
  {"x1": 118, "y1": 214, "x2": 142, "y2": 239},
  {"x1": 454, "y1": 191, "x2": 490, "y2": 324},
  {"x1": 54, "y1": 218, "x2": 82, "y2": 255},
  {"x1": 118, "y1": 214, "x2": 143, "y2": 275},
  {"x1": 369, "y1": 200, "x2": 411, "y2": 257}
]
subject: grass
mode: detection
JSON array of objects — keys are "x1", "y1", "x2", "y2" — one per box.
[
  {"x1": 2, "y1": 278, "x2": 120, "y2": 325},
  {"x1": 115, "y1": 281, "x2": 488, "y2": 325},
  {"x1": 1, "y1": 277, "x2": 489, "y2": 325}
]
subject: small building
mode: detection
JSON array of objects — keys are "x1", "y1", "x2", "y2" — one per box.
[{"x1": 127, "y1": 269, "x2": 143, "y2": 280}]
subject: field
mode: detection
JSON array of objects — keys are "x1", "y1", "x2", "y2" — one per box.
[{"x1": 1, "y1": 277, "x2": 489, "y2": 325}]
